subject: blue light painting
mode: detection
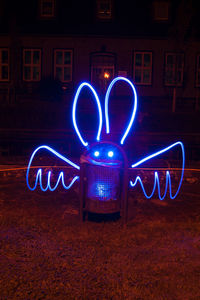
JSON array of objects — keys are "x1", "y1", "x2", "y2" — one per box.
[{"x1": 26, "y1": 77, "x2": 185, "y2": 201}]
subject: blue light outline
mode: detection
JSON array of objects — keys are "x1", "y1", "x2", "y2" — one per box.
[
  {"x1": 26, "y1": 78, "x2": 185, "y2": 200},
  {"x1": 26, "y1": 145, "x2": 80, "y2": 191},
  {"x1": 72, "y1": 82, "x2": 103, "y2": 147},
  {"x1": 130, "y1": 141, "x2": 185, "y2": 199},
  {"x1": 105, "y1": 77, "x2": 138, "y2": 145}
]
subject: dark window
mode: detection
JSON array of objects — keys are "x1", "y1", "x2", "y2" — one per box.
[
  {"x1": 0, "y1": 48, "x2": 9, "y2": 81},
  {"x1": 40, "y1": 0, "x2": 55, "y2": 17},
  {"x1": 96, "y1": 0, "x2": 112, "y2": 20},
  {"x1": 164, "y1": 53, "x2": 184, "y2": 86},
  {"x1": 23, "y1": 49, "x2": 41, "y2": 81},
  {"x1": 54, "y1": 50, "x2": 73, "y2": 82},
  {"x1": 196, "y1": 54, "x2": 200, "y2": 87},
  {"x1": 153, "y1": 1, "x2": 169, "y2": 21},
  {"x1": 133, "y1": 52, "x2": 152, "y2": 85}
]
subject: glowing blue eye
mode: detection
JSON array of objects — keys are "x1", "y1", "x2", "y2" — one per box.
[
  {"x1": 108, "y1": 151, "x2": 114, "y2": 158},
  {"x1": 94, "y1": 151, "x2": 100, "y2": 157}
]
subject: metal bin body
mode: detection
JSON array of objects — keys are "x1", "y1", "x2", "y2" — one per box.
[{"x1": 79, "y1": 142, "x2": 128, "y2": 221}]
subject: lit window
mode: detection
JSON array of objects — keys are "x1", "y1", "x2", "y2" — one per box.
[
  {"x1": 164, "y1": 53, "x2": 184, "y2": 86},
  {"x1": 96, "y1": 0, "x2": 112, "y2": 20},
  {"x1": 0, "y1": 48, "x2": 9, "y2": 81},
  {"x1": 196, "y1": 54, "x2": 200, "y2": 87},
  {"x1": 153, "y1": 1, "x2": 169, "y2": 21},
  {"x1": 91, "y1": 53, "x2": 115, "y2": 92},
  {"x1": 54, "y1": 50, "x2": 73, "y2": 82},
  {"x1": 40, "y1": 0, "x2": 55, "y2": 18},
  {"x1": 23, "y1": 49, "x2": 41, "y2": 81},
  {"x1": 133, "y1": 52, "x2": 152, "y2": 85}
]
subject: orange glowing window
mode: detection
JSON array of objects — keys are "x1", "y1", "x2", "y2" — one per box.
[{"x1": 91, "y1": 52, "x2": 115, "y2": 92}]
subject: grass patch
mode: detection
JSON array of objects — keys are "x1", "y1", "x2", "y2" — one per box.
[{"x1": 0, "y1": 173, "x2": 200, "y2": 299}]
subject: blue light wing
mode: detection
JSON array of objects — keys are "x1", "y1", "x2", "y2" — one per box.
[
  {"x1": 130, "y1": 142, "x2": 185, "y2": 200},
  {"x1": 26, "y1": 145, "x2": 80, "y2": 191}
]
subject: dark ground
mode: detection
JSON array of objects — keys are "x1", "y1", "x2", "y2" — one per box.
[{"x1": 0, "y1": 167, "x2": 200, "y2": 299}]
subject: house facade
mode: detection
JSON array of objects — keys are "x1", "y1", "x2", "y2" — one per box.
[{"x1": 0, "y1": 0, "x2": 199, "y2": 160}]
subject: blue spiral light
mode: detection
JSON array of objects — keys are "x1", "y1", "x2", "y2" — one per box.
[{"x1": 130, "y1": 141, "x2": 185, "y2": 200}]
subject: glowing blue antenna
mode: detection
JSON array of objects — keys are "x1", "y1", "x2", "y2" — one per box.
[
  {"x1": 72, "y1": 82, "x2": 103, "y2": 147},
  {"x1": 105, "y1": 77, "x2": 138, "y2": 145}
]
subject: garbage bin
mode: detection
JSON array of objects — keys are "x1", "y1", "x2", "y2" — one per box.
[{"x1": 79, "y1": 141, "x2": 128, "y2": 222}]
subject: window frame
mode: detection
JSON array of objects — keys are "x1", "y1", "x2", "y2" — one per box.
[
  {"x1": 39, "y1": 0, "x2": 55, "y2": 18},
  {"x1": 23, "y1": 48, "x2": 42, "y2": 82},
  {"x1": 133, "y1": 51, "x2": 153, "y2": 86},
  {"x1": 96, "y1": 0, "x2": 113, "y2": 20},
  {"x1": 53, "y1": 49, "x2": 73, "y2": 83},
  {"x1": 195, "y1": 54, "x2": 200, "y2": 88},
  {"x1": 152, "y1": 0, "x2": 170, "y2": 22},
  {"x1": 0, "y1": 48, "x2": 9, "y2": 82},
  {"x1": 164, "y1": 52, "x2": 184, "y2": 87}
]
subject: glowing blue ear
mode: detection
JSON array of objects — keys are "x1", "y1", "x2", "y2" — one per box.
[
  {"x1": 105, "y1": 77, "x2": 138, "y2": 145},
  {"x1": 72, "y1": 82, "x2": 103, "y2": 147}
]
